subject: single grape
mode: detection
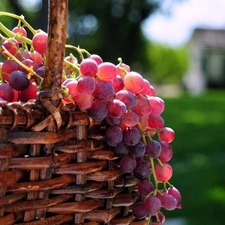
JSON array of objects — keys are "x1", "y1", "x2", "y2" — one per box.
[
  {"x1": 0, "y1": 83, "x2": 14, "y2": 102},
  {"x1": 158, "y1": 141, "x2": 173, "y2": 163},
  {"x1": 130, "y1": 141, "x2": 146, "y2": 158},
  {"x1": 15, "y1": 49, "x2": 32, "y2": 61},
  {"x1": 114, "y1": 141, "x2": 129, "y2": 156},
  {"x1": 80, "y1": 58, "x2": 98, "y2": 77},
  {"x1": 161, "y1": 194, "x2": 177, "y2": 211},
  {"x1": 148, "y1": 115, "x2": 165, "y2": 129},
  {"x1": 92, "y1": 79, "x2": 114, "y2": 102},
  {"x1": 159, "y1": 127, "x2": 175, "y2": 143},
  {"x1": 119, "y1": 153, "x2": 136, "y2": 173},
  {"x1": 97, "y1": 62, "x2": 117, "y2": 81},
  {"x1": 124, "y1": 71, "x2": 144, "y2": 94},
  {"x1": 149, "y1": 84, "x2": 156, "y2": 96},
  {"x1": 62, "y1": 79, "x2": 78, "y2": 103},
  {"x1": 30, "y1": 51, "x2": 43, "y2": 66},
  {"x1": 112, "y1": 75, "x2": 124, "y2": 93},
  {"x1": 115, "y1": 90, "x2": 136, "y2": 110},
  {"x1": 89, "y1": 54, "x2": 103, "y2": 65},
  {"x1": 63, "y1": 55, "x2": 78, "y2": 73},
  {"x1": 12, "y1": 26, "x2": 27, "y2": 44},
  {"x1": 123, "y1": 127, "x2": 141, "y2": 146},
  {"x1": 32, "y1": 32, "x2": 48, "y2": 54},
  {"x1": 134, "y1": 158, "x2": 151, "y2": 180},
  {"x1": 20, "y1": 59, "x2": 38, "y2": 74},
  {"x1": 74, "y1": 92, "x2": 94, "y2": 110},
  {"x1": 19, "y1": 82, "x2": 37, "y2": 101},
  {"x1": 1, "y1": 59, "x2": 20, "y2": 82},
  {"x1": 88, "y1": 100, "x2": 108, "y2": 121},
  {"x1": 168, "y1": 186, "x2": 182, "y2": 209},
  {"x1": 144, "y1": 196, "x2": 161, "y2": 216},
  {"x1": 105, "y1": 125, "x2": 123, "y2": 146},
  {"x1": 155, "y1": 163, "x2": 173, "y2": 182},
  {"x1": 146, "y1": 140, "x2": 162, "y2": 158},
  {"x1": 2, "y1": 38, "x2": 19, "y2": 56},
  {"x1": 148, "y1": 96, "x2": 164, "y2": 117},
  {"x1": 138, "y1": 180, "x2": 154, "y2": 197},
  {"x1": 117, "y1": 63, "x2": 130, "y2": 78},
  {"x1": 77, "y1": 76, "x2": 96, "y2": 94},
  {"x1": 107, "y1": 99, "x2": 127, "y2": 118},
  {"x1": 132, "y1": 94, "x2": 152, "y2": 118},
  {"x1": 122, "y1": 111, "x2": 139, "y2": 127},
  {"x1": 139, "y1": 79, "x2": 151, "y2": 95},
  {"x1": 132, "y1": 201, "x2": 148, "y2": 219},
  {"x1": 8, "y1": 70, "x2": 30, "y2": 91}
]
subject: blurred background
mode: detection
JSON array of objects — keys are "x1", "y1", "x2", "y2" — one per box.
[{"x1": 1, "y1": 0, "x2": 225, "y2": 224}]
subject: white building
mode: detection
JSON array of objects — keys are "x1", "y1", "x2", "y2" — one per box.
[{"x1": 183, "y1": 28, "x2": 225, "y2": 95}]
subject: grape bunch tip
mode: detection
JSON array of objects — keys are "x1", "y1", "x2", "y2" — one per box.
[{"x1": 0, "y1": 12, "x2": 182, "y2": 225}]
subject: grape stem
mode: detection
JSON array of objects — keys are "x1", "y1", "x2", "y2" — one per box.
[
  {"x1": 65, "y1": 45, "x2": 91, "y2": 61},
  {"x1": 0, "y1": 12, "x2": 37, "y2": 35}
]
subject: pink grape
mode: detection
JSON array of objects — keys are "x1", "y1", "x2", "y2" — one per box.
[
  {"x1": 32, "y1": 32, "x2": 48, "y2": 54},
  {"x1": 2, "y1": 38, "x2": 19, "y2": 56},
  {"x1": 148, "y1": 96, "x2": 164, "y2": 117},
  {"x1": 149, "y1": 115, "x2": 165, "y2": 129},
  {"x1": 117, "y1": 63, "x2": 130, "y2": 78},
  {"x1": 161, "y1": 194, "x2": 177, "y2": 210},
  {"x1": 152, "y1": 211, "x2": 166, "y2": 223},
  {"x1": 1, "y1": 59, "x2": 20, "y2": 82},
  {"x1": 155, "y1": 163, "x2": 173, "y2": 182},
  {"x1": 97, "y1": 62, "x2": 117, "y2": 81},
  {"x1": 80, "y1": 58, "x2": 98, "y2": 77},
  {"x1": 77, "y1": 76, "x2": 96, "y2": 94},
  {"x1": 30, "y1": 51, "x2": 43, "y2": 66},
  {"x1": 158, "y1": 141, "x2": 173, "y2": 163},
  {"x1": 132, "y1": 94, "x2": 152, "y2": 118},
  {"x1": 74, "y1": 92, "x2": 94, "y2": 110},
  {"x1": 168, "y1": 186, "x2": 182, "y2": 209},
  {"x1": 124, "y1": 71, "x2": 144, "y2": 94},
  {"x1": 12, "y1": 26, "x2": 27, "y2": 44},
  {"x1": 89, "y1": 54, "x2": 103, "y2": 65},
  {"x1": 20, "y1": 59, "x2": 38, "y2": 74},
  {"x1": 19, "y1": 82, "x2": 37, "y2": 101},
  {"x1": 159, "y1": 127, "x2": 175, "y2": 143},
  {"x1": 112, "y1": 75, "x2": 124, "y2": 93},
  {"x1": 144, "y1": 196, "x2": 161, "y2": 216},
  {"x1": 0, "y1": 83, "x2": 14, "y2": 102},
  {"x1": 107, "y1": 99, "x2": 127, "y2": 118},
  {"x1": 106, "y1": 114, "x2": 122, "y2": 126},
  {"x1": 122, "y1": 111, "x2": 139, "y2": 127},
  {"x1": 149, "y1": 84, "x2": 155, "y2": 96},
  {"x1": 115, "y1": 90, "x2": 136, "y2": 110},
  {"x1": 139, "y1": 79, "x2": 151, "y2": 95}
]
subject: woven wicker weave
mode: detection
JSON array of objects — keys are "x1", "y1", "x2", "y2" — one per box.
[{"x1": 0, "y1": 1, "x2": 145, "y2": 224}]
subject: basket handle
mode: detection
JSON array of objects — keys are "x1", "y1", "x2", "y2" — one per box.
[{"x1": 42, "y1": 0, "x2": 68, "y2": 98}]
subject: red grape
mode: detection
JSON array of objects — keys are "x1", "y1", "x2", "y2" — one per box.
[
  {"x1": 123, "y1": 127, "x2": 141, "y2": 146},
  {"x1": 124, "y1": 71, "x2": 144, "y2": 94},
  {"x1": 122, "y1": 111, "x2": 139, "y2": 127},
  {"x1": 88, "y1": 100, "x2": 108, "y2": 121},
  {"x1": 158, "y1": 141, "x2": 173, "y2": 163},
  {"x1": 161, "y1": 193, "x2": 177, "y2": 210},
  {"x1": 80, "y1": 58, "x2": 98, "y2": 77},
  {"x1": 168, "y1": 186, "x2": 182, "y2": 209},
  {"x1": 1, "y1": 59, "x2": 20, "y2": 82},
  {"x1": 97, "y1": 62, "x2": 117, "y2": 81},
  {"x1": 107, "y1": 99, "x2": 127, "y2": 118},
  {"x1": 0, "y1": 83, "x2": 14, "y2": 102},
  {"x1": 115, "y1": 90, "x2": 136, "y2": 110},
  {"x1": 134, "y1": 158, "x2": 151, "y2": 180},
  {"x1": 2, "y1": 38, "x2": 19, "y2": 57},
  {"x1": 12, "y1": 26, "x2": 27, "y2": 44},
  {"x1": 132, "y1": 201, "x2": 148, "y2": 219},
  {"x1": 105, "y1": 125, "x2": 123, "y2": 146},
  {"x1": 119, "y1": 153, "x2": 137, "y2": 173},
  {"x1": 138, "y1": 180, "x2": 154, "y2": 197},
  {"x1": 8, "y1": 70, "x2": 30, "y2": 91},
  {"x1": 144, "y1": 196, "x2": 161, "y2": 216},
  {"x1": 155, "y1": 163, "x2": 173, "y2": 182},
  {"x1": 19, "y1": 82, "x2": 37, "y2": 101},
  {"x1": 159, "y1": 127, "x2": 175, "y2": 143},
  {"x1": 146, "y1": 140, "x2": 162, "y2": 158},
  {"x1": 77, "y1": 76, "x2": 96, "y2": 94},
  {"x1": 130, "y1": 141, "x2": 146, "y2": 158},
  {"x1": 89, "y1": 54, "x2": 103, "y2": 65},
  {"x1": 32, "y1": 32, "x2": 48, "y2": 54}
]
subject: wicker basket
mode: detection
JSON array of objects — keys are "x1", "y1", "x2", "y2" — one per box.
[{"x1": 0, "y1": 1, "x2": 145, "y2": 224}]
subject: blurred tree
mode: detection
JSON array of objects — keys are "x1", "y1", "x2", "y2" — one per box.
[{"x1": 147, "y1": 42, "x2": 188, "y2": 84}]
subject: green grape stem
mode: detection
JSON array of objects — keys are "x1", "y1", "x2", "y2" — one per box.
[
  {"x1": 65, "y1": 45, "x2": 91, "y2": 61},
  {"x1": 0, "y1": 12, "x2": 37, "y2": 35}
]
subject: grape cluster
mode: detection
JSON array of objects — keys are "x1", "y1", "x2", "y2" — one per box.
[{"x1": 0, "y1": 13, "x2": 181, "y2": 224}]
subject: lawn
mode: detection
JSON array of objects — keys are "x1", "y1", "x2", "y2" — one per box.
[{"x1": 159, "y1": 90, "x2": 225, "y2": 225}]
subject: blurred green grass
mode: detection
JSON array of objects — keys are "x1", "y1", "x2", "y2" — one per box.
[{"x1": 159, "y1": 90, "x2": 225, "y2": 225}]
